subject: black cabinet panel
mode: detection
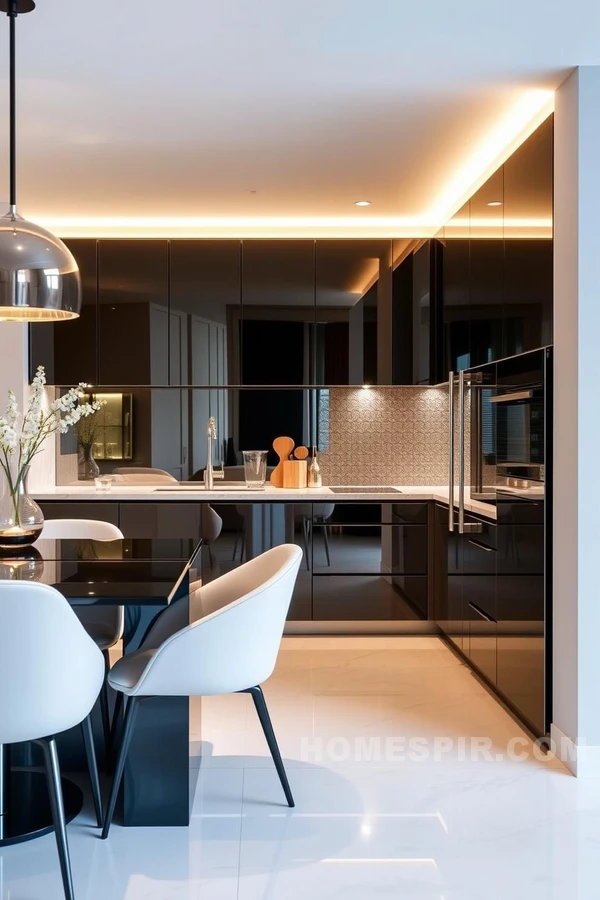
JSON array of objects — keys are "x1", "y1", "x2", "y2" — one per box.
[
  {"x1": 29, "y1": 239, "x2": 98, "y2": 385},
  {"x1": 392, "y1": 503, "x2": 428, "y2": 524},
  {"x1": 309, "y1": 524, "x2": 427, "y2": 575},
  {"x1": 496, "y1": 575, "x2": 545, "y2": 734},
  {"x1": 391, "y1": 575, "x2": 428, "y2": 619},
  {"x1": 439, "y1": 117, "x2": 552, "y2": 379},
  {"x1": 316, "y1": 240, "x2": 391, "y2": 385},
  {"x1": 119, "y1": 503, "x2": 202, "y2": 539},
  {"x1": 194, "y1": 501, "x2": 310, "y2": 620},
  {"x1": 241, "y1": 240, "x2": 315, "y2": 386},
  {"x1": 39, "y1": 502, "x2": 119, "y2": 525},
  {"x1": 312, "y1": 574, "x2": 425, "y2": 621},
  {"x1": 170, "y1": 240, "x2": 241, "y2": 386},
  {"x1": 98, "y1": 241, "x2": 169, "y2": 385},
  {"x1": 463, "y1": 574, "x2": 497, "y2": 686},
  {"x1": 445, "y1": 576, "x2": 464, "y2": 651}
]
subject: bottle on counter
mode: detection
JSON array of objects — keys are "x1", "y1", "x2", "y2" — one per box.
[{"x1": 307, "y1": 446, "x2": 322, "y2": 488}]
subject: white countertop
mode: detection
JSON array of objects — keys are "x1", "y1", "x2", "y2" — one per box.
[{"x1": 32, "y1": 483, "x2": 497, "y2": 518}]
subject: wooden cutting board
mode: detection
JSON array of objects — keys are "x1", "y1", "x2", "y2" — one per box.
[{"x1": 270, "y1": 436, "x2": 295, "y2": 487}]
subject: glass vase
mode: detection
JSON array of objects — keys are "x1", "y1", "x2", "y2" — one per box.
[
  {"x1": 0, "y1": 466, "x2": 44, "y2": 549},
  {"x1": 78, "y1": 443, "x2": 100, "y2": 481}
]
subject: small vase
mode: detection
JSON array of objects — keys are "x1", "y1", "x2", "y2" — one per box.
[
  {"x1": 0, "y1": 466, "x2": 44, "y2": 549},
  {"x1": 78, "y1": 443, "x2": 100, "y2": 481}
]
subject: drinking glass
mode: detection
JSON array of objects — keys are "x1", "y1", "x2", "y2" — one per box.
[
  {"x1": 243, "y1": 451, "x2": 268, "y2": 490},
  {"x1": 94, "y1": 475, "x2": 113, "y2": 493}
]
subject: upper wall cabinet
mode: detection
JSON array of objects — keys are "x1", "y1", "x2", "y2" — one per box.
[
  {"x1": 29, "y1": 238, "x2": 98, "y2": 385},
  {"x1": 98, "y1": 241, "x2": 169, "y2": 385},
  {"x1": 503, "y1": 115, "x2": 553, "y2": 356},
  {"x1": 438, "y1": 115, "x2": 553, "y2": 379},
  {"x1": 241, "y1": 241, "x2": 315, "y2": 386},
  {"x1": 316, "y1": 240, "x2": 391, "y2": 385},
  {"x1": 170, "y1": 240, "x2": 241, "y2": 386}
]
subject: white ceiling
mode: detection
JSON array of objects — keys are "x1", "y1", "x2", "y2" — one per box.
[{"x1": 0, "y1": 0, "x2": 598, "y2": 236}]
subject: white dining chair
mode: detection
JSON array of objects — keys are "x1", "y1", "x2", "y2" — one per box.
[
  {"x1": 0, "y1": 582, "x2": 105, "y2": 900},
  {"x1": 39, "y1": 519, "x2": 125, "y2": 757},
  {"x1": 102, "y1": 543, "x2": 302, "y2": 838}
]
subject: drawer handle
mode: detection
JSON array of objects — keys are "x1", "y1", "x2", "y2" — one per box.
[
  {"x1": 469, "y1": 601, "x2": 497, "y2": 623},
  {"x1": 468, "y1": 538, "x2": 495, "y2": 553}
]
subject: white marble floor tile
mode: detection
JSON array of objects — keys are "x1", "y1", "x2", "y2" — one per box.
[{"x1": 4, "y1": 636, "x2": 598, "y2": 900}]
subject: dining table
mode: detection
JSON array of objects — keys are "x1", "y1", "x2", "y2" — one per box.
[{"x1": 0, "y1": 536, "x2": 202, "y2": 846}]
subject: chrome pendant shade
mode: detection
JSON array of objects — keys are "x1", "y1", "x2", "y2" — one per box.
[
  {"x1": 0, "y1": 214, "x2": 80, "y2": 321},
  {"x1": 0, "y1": 0, "x2": 81, "y2": 321}
]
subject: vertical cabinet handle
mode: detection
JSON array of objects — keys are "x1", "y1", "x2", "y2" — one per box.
[
  {"x1": 458, "y1": 370, "x2": 466, "y2": 534},
  {"x1": 448, "y1": 371, "x2": 455, "y2": 533}
]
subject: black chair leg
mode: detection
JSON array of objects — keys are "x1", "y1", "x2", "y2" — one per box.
[
  {"x1": 302, "y1": 517, "x2": 310, "y2": 571},
  {"x1": 245, "y1": 685, "x2": 294, "y2": 807},
  {"x1": 321, "y1": 522, "x2": 331, "y2": 566},
  {"x1": 102, "y1": 696, "x2": 139, "y2": 840},
  {"x1": 81, "y1": 715, "x2": 104, "y2": 828},
  {"x1": 38, "y1": 737, "x2": 75, "y2": 900},
  {"x1": 100, "y1": 649, "x2": 112, "y2": 767},
  {"x1": 109, "y1": 691, "x2": 125, "y2": 762}
]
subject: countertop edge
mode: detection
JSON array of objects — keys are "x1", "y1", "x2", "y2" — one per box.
[{"x1": 32, "y1": 485, "x2": 498, "y2": 518}]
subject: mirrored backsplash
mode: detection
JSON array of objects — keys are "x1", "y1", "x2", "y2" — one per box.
[{"x1": 55, "y1": 385, "x2": 450, "y2": 487}]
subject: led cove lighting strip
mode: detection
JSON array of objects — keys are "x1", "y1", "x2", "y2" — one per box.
[{"x1": 29, "y1": 90, "x2": 554, "y2": 239}]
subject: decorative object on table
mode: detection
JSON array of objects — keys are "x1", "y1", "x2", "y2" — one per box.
[
  {"x1": 243, "y1": 450, "x2": 268, "y2": 490},
  {"x1": 94, "y1": 475, "x2": 113, "y2": 493},
  {"x1": 270, "y1": 436, "x2": 295, "y2": 487},
  {"x1": 0, "y1": 366, "x2": 102, "y2": 547},
  {"x1": 76, "y1": 401, "x2": 107, "y2": 481},
  {"x1": 0, "y1": 0, "x2": 81, "y2": 321},
  {"x1": 283, "y1": 459, "x2": 307, "y2": 489},
  {"x1": 307, "y1": 446, "x2": 323, "y2": 488},
  {"x1": 294, "y1": 446, "x2": 309, "y2": 460},
  {"x1": 0, "y1": 545, "x2": 44, "y2": 581}
]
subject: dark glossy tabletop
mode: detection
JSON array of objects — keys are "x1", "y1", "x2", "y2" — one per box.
[{"x1": 0, "y1": 538, "x2": 202, "y2": 605}]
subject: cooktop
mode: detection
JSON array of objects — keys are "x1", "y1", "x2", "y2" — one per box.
[{"x1": 329, "y1": 487, "x2": 402, "y2": 494}]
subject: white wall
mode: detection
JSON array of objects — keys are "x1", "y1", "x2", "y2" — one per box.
[
  {"x1": 0, "y1": 324, "x2": 55, "y2": 490},
  {"x1": 553, "y1": 66, "x2": 600, "y2": 772}
]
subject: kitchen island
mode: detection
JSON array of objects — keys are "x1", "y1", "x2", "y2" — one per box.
[
  {"x1": 33, "y1": 483, "x2": 495, "y2": 516},
  {"x1": 32, "y1": 483, "x2": 497, "y2": 628}
]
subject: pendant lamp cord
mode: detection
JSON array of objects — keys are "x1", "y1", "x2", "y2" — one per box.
[{"x1": 7, "y1": 0, "x2": 17, "y2": 215}]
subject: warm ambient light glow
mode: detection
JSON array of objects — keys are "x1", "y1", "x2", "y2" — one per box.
[
  {"x1": 487, "y1": 200, "x2": 503, "y2": 207},
  {"x1": 354, "y1": 200, "x2": 372, "y2": 207},
  {"x1": 0, "y1": 308, "x2": 79, "y2": 322},
  {"x1": 428, "y1": 89, "x2": 554, "y2": 225},
  {"x1": 30, "y1": 90, "x2": 554, "y2": 240}
]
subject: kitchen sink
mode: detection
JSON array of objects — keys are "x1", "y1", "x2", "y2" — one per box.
[
  {"x1": 154, "y1": 481, "x2": 250, "y2": 491},
  {"x1": 329, "y1": 487, "x2": 402, "y2": 494}
]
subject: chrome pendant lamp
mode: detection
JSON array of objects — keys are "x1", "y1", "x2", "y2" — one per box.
[{"x1": 0, "y1": 0, "x2": 80, "y2": 321}]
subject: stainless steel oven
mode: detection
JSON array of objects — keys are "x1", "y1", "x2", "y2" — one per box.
[{"x1": 448, "y1": 347, "x2": 551, "y2": 518}]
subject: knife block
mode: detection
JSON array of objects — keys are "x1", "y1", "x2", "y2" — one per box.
[{"x1": 283, "y1": 460, "x2": 307, "y2": 489}]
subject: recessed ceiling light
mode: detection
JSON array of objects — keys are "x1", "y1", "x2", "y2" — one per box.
[
  {"x1": 487, "y1": 200, "x2": 503, "y2": 207},
  {"x1": 354, "y1": 200, "x2": 371, "y2": 207}
]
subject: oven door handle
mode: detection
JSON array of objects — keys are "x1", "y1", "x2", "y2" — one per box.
[
  {"x1": 458, "y1": 370, "x2": 466, "y2": 534},
  {"x1": 448, "y1": 371, "x2": 455, "y2": 533}
]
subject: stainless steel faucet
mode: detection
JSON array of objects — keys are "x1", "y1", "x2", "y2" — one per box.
[{"x1": 205, "y1": 417, "x2": 217, "y2": 489}]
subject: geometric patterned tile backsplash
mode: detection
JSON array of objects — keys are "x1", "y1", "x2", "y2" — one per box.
[{"x1": 320, "y1": 386, "x2": 450, "y2": 486}]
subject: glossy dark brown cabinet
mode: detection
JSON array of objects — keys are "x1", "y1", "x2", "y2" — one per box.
[
  {"x1": 98, "y1": 241, "x2": 169, "y2": 385},
  {"x1": 29, "y1": 239, "x2": 98, "y2": 385}
]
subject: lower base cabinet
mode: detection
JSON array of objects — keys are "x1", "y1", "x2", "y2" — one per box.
[{"x1": 435, "y1": 499, "x2": 548, "y2": 736}]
